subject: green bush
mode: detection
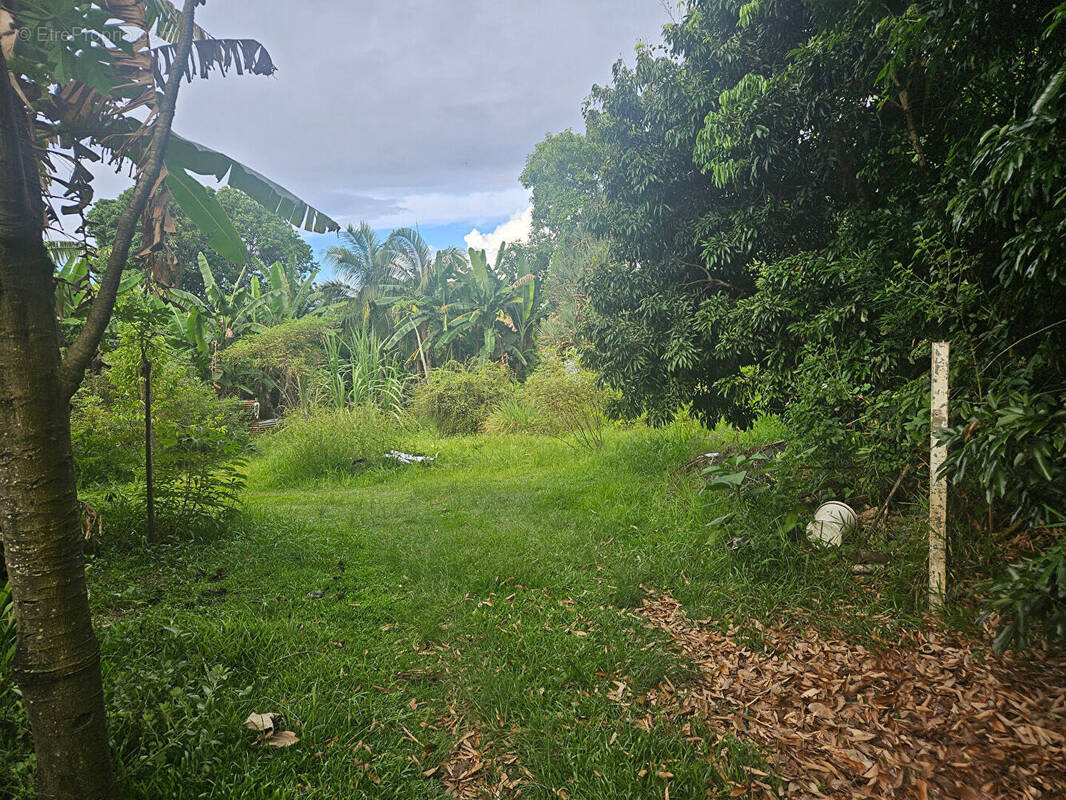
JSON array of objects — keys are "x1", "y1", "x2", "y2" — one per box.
[
  {"x1": 221, "y1": 316, "x2": 333, "y2": 414},
  {"x1": 249, "y1": 407, "x2": 400, "y2": 486},
  {"x1": 72, "y1": 323, "x2": 249, "y2": 535},
  {"x1": 411, "y1": 362, "x2": 512, "y2": 435},
  {"x1": 483, "y1": 394, "x2": 539, "y2": 434},
  {"x1": 985, "y1": 537, "x2": 1066, "y2": 653},
  {"x1": 943, "y1": 382, "x2": 1066, "y2": 528},
  {"x1": 483, "y1": 353, "x2": 613, "y2": 436},
  {"x1": 71, "y1": 392, "x2": 142, "y2": 487}
]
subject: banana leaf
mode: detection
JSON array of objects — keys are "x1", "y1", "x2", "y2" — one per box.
[{"x1": 165, "y1": 134, "x2": 339, "y2": 233}]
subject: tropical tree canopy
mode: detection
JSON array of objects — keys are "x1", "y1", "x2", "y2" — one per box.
[
  {"x1": 89, "y1": 186, "x2": 318, "y2": 296},
  {"x1": 523, "y1": 0, "x2": 1066, "y2": 495}
]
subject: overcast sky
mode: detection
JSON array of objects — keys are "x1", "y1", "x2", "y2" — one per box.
[{"x1": 91, "y1": 0, "x2": 673, "y2": 259}]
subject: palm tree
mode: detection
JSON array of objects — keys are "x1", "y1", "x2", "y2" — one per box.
[
  {"x1": 386, "y1": 226, "x2": 433, "y2": 285},
  {"x1": 324, "y1": 222, "x2": 397, "y2": 334},
  {"x1": 385, "y1": 244, "x2": 548, "y2": 373}
]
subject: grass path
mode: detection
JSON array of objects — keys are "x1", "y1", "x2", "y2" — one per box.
[
  {"x1": 91, "y1": 428, "x2": 775, "y2": 799},
  {"x1": 4, "y1": 424, "x2": 920, "y2": 798}
]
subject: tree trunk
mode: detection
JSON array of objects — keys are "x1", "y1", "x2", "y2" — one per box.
[
  {"x1": 1, "y1": 45, "x2": 116, "y2": 800},
  {"x1": 0, "y1": 238, "x2": 117, "y2": 800}
]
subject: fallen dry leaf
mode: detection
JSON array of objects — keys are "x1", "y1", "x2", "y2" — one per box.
[
  {"x1": 243, "y1": 712, "x2": 299, "y2": 749},
  {"x1": 243, "y1": 712, "x2": 279, "y2": 733},
  {"x1": 264, "y1": 730, "x2": 299, "y2": 748},
  {"x1": 638, "y1": 593, "x2": 1066, "y2": 799}
]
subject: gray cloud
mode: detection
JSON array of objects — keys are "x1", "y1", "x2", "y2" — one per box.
[{"x1": 156, "y1": 0, "x2": 672, "y2": 228}]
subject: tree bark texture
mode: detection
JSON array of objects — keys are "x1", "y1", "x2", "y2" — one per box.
[{"x1": 1, "y1": 45, "x2": 116, "y2": 800}]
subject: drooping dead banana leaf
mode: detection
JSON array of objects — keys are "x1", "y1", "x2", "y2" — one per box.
[
  {"x1": 136, "y1": 182, "x2": 182, "y2": 287},
  {"x1": 152, "y1": 38, "x2": 277, "y2": 85},
  {"x1": 1, "y1": 9, "x2": 16, "y2": 61},
  {"x1": 141, "y1": 0, "x2": 210, "y2": 43}
]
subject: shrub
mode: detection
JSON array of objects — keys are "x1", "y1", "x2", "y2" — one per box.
[
  {"x1": 72, "y1": 324, "x2": 249, "y2": 536},
  {"x1": 411, "y1": 362, "x2": 512, "y2": 435},
  {"x1": 71, "y1": 392, "x2": 142, "y2": 486},
  {"x1": 249, "y1": 407, "x2": 400, "y2": 486},
  {"x1": 221, "y1": 316, "x2": 333, "y2": 414},
  {"x1": 985, "y1": 538, "x2": 1066, "y2": 653},
  {"x1": 483, "y1": 353, "x2": 613, "y2": 437},
  {"x1": 943, "y1": 383, "x2": 1066, "y2": 528},
  {"x1": 942, "y1": 370, "x2": 1066, "y2": 651}
]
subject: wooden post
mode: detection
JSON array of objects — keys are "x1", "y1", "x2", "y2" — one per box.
[{"x1": 929, "y1": 342, "x2": 950, "y2": 611}]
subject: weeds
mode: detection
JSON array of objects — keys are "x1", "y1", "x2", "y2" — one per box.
[
  {"x1": 1, "y1": 420, "x2": 943, "y2": 798},
  {"x1": 247, "y1": 406, "x2": 401, "y2": 487}
]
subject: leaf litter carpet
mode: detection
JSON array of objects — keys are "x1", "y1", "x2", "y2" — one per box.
[{"x1": 639, "y1": 594, "x2": 1066, "y2": 799}]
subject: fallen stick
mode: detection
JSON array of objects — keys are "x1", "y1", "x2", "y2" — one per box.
[{"x1": 875, "y1": 463, "x2": 912, "y2": 527}]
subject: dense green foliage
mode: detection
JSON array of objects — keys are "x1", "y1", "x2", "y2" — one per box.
[
  {"x1": 72, "y1": 314, "x2": 248, "y2": 534},
  {"x1": 6, "y1": 421, "x2": 932, "y2": 799},
  {"x1": 518, "y1": 131, "x2": 608, "y2": 348},
  {"x1": 522, "y1": 0, "x2": 1066, "y2": 645},
  {"x1": 410, "y1": 362, "x2": 513, "y2": 436},
  {"x1": 89, "y1": 187, "x2": 317, "y2": 296}
]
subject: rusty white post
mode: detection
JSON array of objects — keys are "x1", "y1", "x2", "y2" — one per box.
[{"x1": 929, "y1": 342, "x2": 950, "y2": 611}]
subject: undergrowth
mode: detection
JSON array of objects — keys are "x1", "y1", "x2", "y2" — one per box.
[{"x1": 0, "y1": 419, "x2": 950, "y2": 799}]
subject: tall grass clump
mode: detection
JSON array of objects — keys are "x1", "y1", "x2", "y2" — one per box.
[
  {"x1": 411, "y1": 361, "x2": 512, "y2": 435},
  {"x1": 483, "y1": 353, "x2": 614, "y2": 438},
  {"x1": 249, "y1": 406, "x2": 400, "y2": 487},
  {"x1": 316, "y1": 330, "x2": 411, "y2": 415},
  {"x1": 484, "y1": 394, "x2": 539, "y2": 434}
]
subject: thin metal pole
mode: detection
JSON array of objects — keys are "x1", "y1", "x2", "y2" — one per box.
[{"x1": 142, "y1": 344, "x2": 156, "y2": 544}]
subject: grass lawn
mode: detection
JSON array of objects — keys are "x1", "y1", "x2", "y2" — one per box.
[{"x1": 2, "y1": 422, "x2": 929, "y2": 799}]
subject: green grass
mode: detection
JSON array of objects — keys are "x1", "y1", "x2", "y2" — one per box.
[{"x1": 1, "y1": 420, "x2": 930, "y2": 799}]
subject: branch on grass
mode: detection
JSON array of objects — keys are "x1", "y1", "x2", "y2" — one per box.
[{"x1": 59, "y1": 0, "x2": 199, "y2": 400}]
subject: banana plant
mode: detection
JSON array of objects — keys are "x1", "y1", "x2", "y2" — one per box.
[
  {"x1": 505, "y1": 272, "x2": 546, "y2": 364},
  {"x1": 382, "y1": 248, "x2": 469, "y2": 372},
  {"x1": 167, "y1": 253, "x2": 267, "y2": 381},
  {"x1": 438, "y1": 245, "x2": 545, "y2": 365},
  {"x1": 250, "y1": 260, "x2": 325, "y2": 325},
  {"x1": 51, "y1": 246, "x2": 145, "y2": 348}
]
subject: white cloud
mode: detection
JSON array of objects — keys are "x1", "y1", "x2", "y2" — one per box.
[
  {"x1": 340, "y1": 187, "x2": 532, "y2": 229},
  {"x1": 464, "y1": 205, "x2": 533, "y2": 260}
]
